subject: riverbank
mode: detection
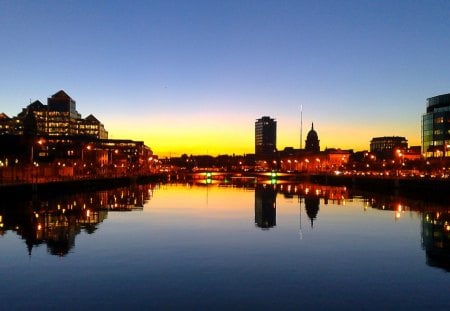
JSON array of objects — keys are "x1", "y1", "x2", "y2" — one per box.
[
  {"x1": 0, "y1": 174, "x2": 168, "y2": 199},
  {"x1": 309, "y1": 174, "x2": 450, "y2": 202}
]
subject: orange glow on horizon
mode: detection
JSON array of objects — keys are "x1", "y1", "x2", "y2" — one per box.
[{"x1": 103, "y1": 114, "x2": 421, "y2": 157}]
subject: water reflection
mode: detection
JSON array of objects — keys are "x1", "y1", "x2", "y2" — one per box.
[
  {"x1": 422, "y1": 209, "x2": 450, "y2": 272},
  {"x1": 254, "y1": 184, "x2": 276, "y2": 229},
  {"x1": 0, "y1": 184, "x2": 155, "y2": 256},
  {"x1": 253, "y1": 182, "x2": 348, "y2": 230},
  {"x1": 1, "y1": 181, "x2": 450, "y2": 274}
]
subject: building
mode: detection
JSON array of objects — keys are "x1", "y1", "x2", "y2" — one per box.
[
  {"x1": 2, "y1": 90, "x2": 108, "y2": 139},
  {"x1": 255, "y1": 116, "x2": 276, "y2": 160},
  {"x1": 0, "y1": 113, "x2": 13, "y2": 135},
  {"x1": 0, "y1": 90, "x2": 155, "y2": 181},
  {"x1": 305, "y1": 123, "x2": 320, "y2": 153},
  {"x1": 46, "y1": 90, "x2": 81, "y2": 136},
  {"x1": 370, "y1": 136, "x2": 408, "y2": 159},
  {"x1": 78, "y1": 114, "x2": 108, "y2": 139},
  {"x1": 422, "y1": 93, "x2": 450, "y2": 158}
]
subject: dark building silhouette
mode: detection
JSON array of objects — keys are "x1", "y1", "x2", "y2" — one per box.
[
  {"x1": 305, "y1": 123, "x2": 320, "y2": 153},
  {"x1": 422, "y1": 93, "x2": 450, "y2": 158},
  {"x1": 255, "y1": 116, "x2": 276, "y2": 160},
  {"x1": 255, "y1": 184, "x2": 276, "y2": 229}
]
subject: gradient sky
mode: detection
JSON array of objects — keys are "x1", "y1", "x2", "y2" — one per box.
[{"x1": 1, "y1": 0, "x2": 450, "y2": 157}]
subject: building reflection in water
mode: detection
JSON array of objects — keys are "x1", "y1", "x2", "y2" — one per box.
[
  {"x1": 254, "y1": 182, "x2": 348, "y2": 230},
  {"x1": 254, "y1": 184, "x2": 277, "y2": 229},
  {"x1": 357, "y1": 192, "x2": 450, "y2": 273},
  {"x1": 304, "y1": 196, "x2": 320, "y2": 228},
  {"x1": 0, "y1": 184, "x2": 155, "y2": 257},
  {"x1": 422, "y1": 209, "x2": 450, "y2": 272}
]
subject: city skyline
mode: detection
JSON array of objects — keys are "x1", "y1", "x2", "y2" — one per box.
[{"x1": 1, "y1": 1, "x2": 450, "y2": 156}]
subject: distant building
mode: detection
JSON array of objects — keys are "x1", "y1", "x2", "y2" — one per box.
[
  {"x1": 305, "y1": 123, "x2": 320, "y2": 153},
  {"x1": 255, "y1": 116, "x2": 276, "y2": 160},
  {"x1": 422, "y1": 93, "x2": 450, "y2": 158},
  {"x1": 370, "y1": 136, "x2": 408, "y2": 159}
]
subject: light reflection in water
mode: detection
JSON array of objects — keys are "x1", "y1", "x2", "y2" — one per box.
[
  {"x1": 0, "y1": 184, "x2": 155, "y2": 256},
  {"x1": 1, "y1": 182, "x2": 450, "y2": 308},
  {"x1": 0, "y1": 182, "x2": 447, "y2": 271}
]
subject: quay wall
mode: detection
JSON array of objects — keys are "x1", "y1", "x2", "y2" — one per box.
[
  {"x1": 309, "y1": 174, "x2": 450, "y2": 200},
  {"x1": 0, "y1": 174, "x2": 167, "y2": 199}
]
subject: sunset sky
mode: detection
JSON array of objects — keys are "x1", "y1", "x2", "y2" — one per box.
[{"x1": 1, "y1": 1, "x2": 449, "y2": 157}]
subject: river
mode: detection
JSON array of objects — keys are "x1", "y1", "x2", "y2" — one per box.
[{"x1": 0, "y1": 181, "x2": 449, "y2": 309}]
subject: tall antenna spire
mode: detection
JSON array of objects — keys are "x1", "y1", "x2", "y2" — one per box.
[{"x1": 300, "y1": 105, "x2": 303, "y2": 149}]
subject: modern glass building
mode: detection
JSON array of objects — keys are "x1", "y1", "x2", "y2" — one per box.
[
  {"x1": 422, "y1": 93, "x2": 450, "y2": 158},
  {"x1": 255, "y1": 116, "x2": 276, "y2": 160}
]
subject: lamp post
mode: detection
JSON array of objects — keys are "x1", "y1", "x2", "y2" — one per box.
[{"x1": 81, "y1": 145, "x2": 92, "y2": 176}]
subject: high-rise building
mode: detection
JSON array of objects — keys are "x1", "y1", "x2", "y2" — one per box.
[
  {"x1": 255, "y1": 116, "x2": 276, "y2": 159},
  {"x1": 422, "y1": 93, "x2": 450, "y2": 158}
]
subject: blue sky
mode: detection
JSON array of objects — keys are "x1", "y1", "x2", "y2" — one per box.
[{"x1": 1, "y1": 0, "x2": 449, "y2": 155}]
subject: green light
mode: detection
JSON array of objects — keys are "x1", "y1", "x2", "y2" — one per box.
[
  {"x1": 271, "y1": 171, "x2": 277, "y2": 178},
  {"x1": 206, "y1": 178, "x2": 212, "y2": 184},
  {"x1": 206, "y1": 172, "x2": 212, "y2": 178},
  {"x1": 271, "y1": 178, "x2": 277, "y2": 184}
]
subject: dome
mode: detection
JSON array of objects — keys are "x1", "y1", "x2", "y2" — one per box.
[
  {"x1": 305, "y1": 123, "x2": 320, "y2": 153},
  {"x1": 306, "y1": 123, "x2": 318, "y2": 141}
]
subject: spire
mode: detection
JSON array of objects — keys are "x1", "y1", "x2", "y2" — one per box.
[{"x1": 311, "y1": 122, "x2": 314, "y2": 130}]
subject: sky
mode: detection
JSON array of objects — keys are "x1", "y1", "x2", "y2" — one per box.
[{"x1": 1, "y1": 0, "x2": 450, "y2": 157}]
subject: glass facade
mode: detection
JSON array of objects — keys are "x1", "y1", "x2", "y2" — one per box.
[{"x1": 422, "y1": 94, "x2": 450, "y2": 158}]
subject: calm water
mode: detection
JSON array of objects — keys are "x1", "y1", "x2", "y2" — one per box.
[{"x1": 0, "y1": 182, "x2": 449, "y2": 310}]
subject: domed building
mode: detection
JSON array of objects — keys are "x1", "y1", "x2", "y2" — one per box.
[{"x1": 305, "y1": 123, "x2": 320, "y2": 153}]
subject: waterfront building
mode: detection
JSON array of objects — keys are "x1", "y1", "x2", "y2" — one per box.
[
  {"x1": 255, "y1": 116, "x2": 277, "y2": 160},
  {"x1": 370, "y1": 136, "x2": 408, "y2": 159},
  {"x1": 422, "y1": 93, "x2": 450, "y2": 158},
  {"x1": 0, "y1": 90, "x2": 155, "y2": 181},
  {"x1": 278, "y1": 147, "x2": 350, "y2": 173},
  {"x1": 1, "y1": 90, "x2": 108, "y2": 139}
]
